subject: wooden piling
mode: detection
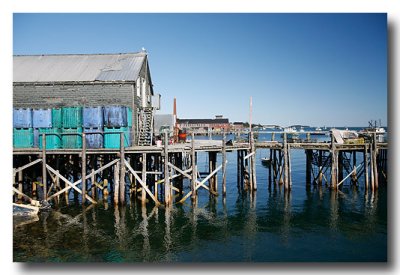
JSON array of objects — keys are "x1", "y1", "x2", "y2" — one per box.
[
  {"x1": 91, "y1": 168, "x2": 96, "y2": 200},
  {"x1": 190, "y1": 132, "x2": 197, "y2": 201},
  {"x1": 250, "y1": 132, "x2": 257, "y2": 191},
  {"x1": 82, "y1": 133, "x2": 87, "y2": 204},
  {"x1": 17, "y1": 170, "x2": 23, "y2": 203},
  {"x1": 288, "y1": 144, "x2": 292, "y2": 189},
  {"x1": 103, "y1": 178, "x2": 109, "y2": 200},
  {"x1": 142, "y1": 153, "x2": 147, "y2": 204},
  {"x1": 237, "y1": 150, "x2": 241, "y2": 191},
  {"x1": 305, "y1": 149, "x2": 312, "y2": 186},
  {"x1": 164, "y1": 132, "x2": 171, "y2": 205},
  {"x1": 352, "y1": 151, "x2": 357, "y2": 184},
  {"x1": 338, "y1": 151, "x2": 343, "y2": 184},
  {"x1": 119, "y1": 133, "x2": 126, "y2": 205},
  {"x1": 331, "y1": 133, "x2": 337, "y2": 189},
  {"x1": 370, "y1": 143, "x2": 375, "y2": 192},
  {"x1": 222, "y1": 135, "x2": 227, "y2": 196},
  {"x1": 373, "y1": 133, "x2": 379, "y2": 190},
  {"x1": 208, "y1": 152, "x2": 214, "y2": 193},
  {"x1": 113, "y1": 161, "x2": 119, "y2": 205},
  {"x1": 364, "y1": 144, "x2": 369, "y2": 190},
  {"x1": 318, "y1": 151, "x2": 323, "y2": 186},
  {"x1": 42, "y1": 133, "x2": 47, "y2": 200},
  {"x1": 283, "y1": 133, "x2": 289, "y2": 190}
]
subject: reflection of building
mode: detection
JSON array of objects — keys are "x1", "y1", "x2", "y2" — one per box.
[
  {"x1": 177, "y1": 115, "x2": 230, "y2": 133},
  {"x1": 231, "y1": 122, "x2": 244, "y2": 132}
]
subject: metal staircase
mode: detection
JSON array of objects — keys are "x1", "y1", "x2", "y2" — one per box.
[{"x1": 137, "y1": 107, "x2": 154, "y2": 146}]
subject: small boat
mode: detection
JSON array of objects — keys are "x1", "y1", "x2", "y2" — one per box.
[
  {"x1": 281, "y1": 127, "x2": 299, "y2": 139},
  {"x1": 13, "y1": 203, "x2": 39, "y2": 217},
  {"x1": 261, "y1": 157, "x2": 271, "y2": 166},
  {"x1": 315, "y1": 127, "x2": 322, "y2": 131},
  {"x1": 299, "y1": 127, "x2": 305, "y2": 133}
]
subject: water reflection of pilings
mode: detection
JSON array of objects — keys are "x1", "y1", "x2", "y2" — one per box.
[
  {"x1": 163, "y1": 205, "x2": 173, "y2": 261},
  {"x1": 113, "y1": 205, "x2": 129, "y2": 253},
  {"x1": 139, "y1": 205, "x2": 150, "y2": 260},
  {"x1": 243, "y1": 191, "x2": 258, "y2": 260},
  {"x1": 281, "y1": 190, "x2": 291, "y2": 246},
  {"x1": 329, "y1": 190, "x2": 338, "y2": 232},
  {"x1": 364, "y1": 190, "x2": 379, "y2": 232}
]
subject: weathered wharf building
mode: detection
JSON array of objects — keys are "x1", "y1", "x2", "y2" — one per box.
[{"x1": 13, "y1": 51, "x2": 159, "y2": 145}]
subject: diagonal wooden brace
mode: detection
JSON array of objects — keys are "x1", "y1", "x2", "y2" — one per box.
[
  {"x1": 178, "y1": 164, "x2": 222, "y2": 203},
  {"x1": 124, "y1": 159, "x2": 160, "y2": 205},
  {"x1": 47, "y1": 158, "x2": 119, "y2": 201},
  {"x1": 46, "y1": 164, "x2": 96, "y2": 204},
  {"x1": 14, "y1": 159, "x2": 43, "y2": 175}
]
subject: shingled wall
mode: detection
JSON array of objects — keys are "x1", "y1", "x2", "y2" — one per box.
[{"x1": 13, "y1": 83, "x2": 135, "y2": 109}]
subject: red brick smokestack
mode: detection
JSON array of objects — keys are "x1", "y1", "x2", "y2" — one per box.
[{"x1": 173, "y1": 97, "x2": 177, "y2": 117}]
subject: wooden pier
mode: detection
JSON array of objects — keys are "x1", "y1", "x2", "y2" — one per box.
[{"x1": 12, "y1": 131, "x2": 388, "y2": 208}]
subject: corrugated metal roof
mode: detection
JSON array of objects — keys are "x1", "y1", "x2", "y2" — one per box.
[{"x1": 13, "y1": 52, "x2": 146, "y2": 83}]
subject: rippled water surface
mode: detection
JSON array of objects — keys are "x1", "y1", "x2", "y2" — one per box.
[{"x1": 13, "y1": 132, "x2": 387, "y2": 262}]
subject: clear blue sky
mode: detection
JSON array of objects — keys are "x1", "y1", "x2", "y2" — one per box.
[{"x1": 13, "y1": 13, "x2": 387, "y2": 127}]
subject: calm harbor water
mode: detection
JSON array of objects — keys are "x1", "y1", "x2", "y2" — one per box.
[{"x1": 13, "y1": 130, "x2": 387, "y2": 262}]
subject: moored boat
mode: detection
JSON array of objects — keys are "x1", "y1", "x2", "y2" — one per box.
[
  {"x1": 261, "y1": 157, "x2": 271, "y2": 166},
  {"x1": 13, "y1": 203, "x2": 39, "y2": 216}
]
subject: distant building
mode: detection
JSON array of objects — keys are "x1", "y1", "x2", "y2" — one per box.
[
  {"x1": 231, "y1": 122, "x2": 244, "y2": 132},
  {"x1": 177, "y1": 115, "x2": 230, "y2": 133}
]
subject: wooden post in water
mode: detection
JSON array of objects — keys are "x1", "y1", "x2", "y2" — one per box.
[
  {"x1": 351, "y1": 151, "x2": 357, "y2": 184},
  {"x1": 222, "y1": 135, "x2": 227, "y2": 197},
  {"x1": 250, "y1": 132, "x2": 257, "y2": 191},
  {"x1": 305, "y1": 149, "x2": 312, "y2": 186},
  {"x1": 103, "y1": 178, "x2": 109, "y2": 201},
  {"x1": 208, "y1": 151, "x2": 214, "y2": 193},
  {"x1": 42, "y1": 133, "x2": 47, "y2": 200},
  {"x1": 288, "y1": 144, "x2": 292, "y2": 189},
  {"x1": 364, "y1": 144, "x2": 369, "y2": 190},
  {"x1": 190, "y1": 132, "x2": 197, "y2": 201},
  {"x1": 318, "y1": 151, "x2": 323, "y2": 186},
  {"x1": 330, "y1": 133, "x2": 337, "y2": 189},
  {"x1": 283, "y1": 133, "x2": 289, "y2": 190},
  {"x1": 278, "y1": 150, "x2": 284, "y2": 185},
  {"x1": 237, "y1": 150, "x2": 241, "y2": 191},
  {"x1": 119, "y1": 132, "x2": 126, "y2": 205},
  {"x1": 271, "y1": 132, "x2": 275, "y2": 141},
  {"x1": 17, "y1": 170, "x2": 23, "y2": 203},
  {"x1": 55, "y1": 169, "x2": 60, "y2": 205},
  {"x1": 82, "y1": 133, "x2": 87, "y2": 204},
  {"x1": 91, "y1": 168, "x2": 96, "y2": 200},
  {"x1": 213, "y1": 152, "x2": 218, "y2": 193},
  {"x1": 370, "y1": 143, "x2": 375, "y2": 192},
  {"x1": 142, "y1": 153, "x2": 147, "y2": 205},
  {"x1": 373, "y1": 133, "x2": 379, "y2": 190},
  {"x1": 164, "y1": 131, "x2": 171, "y2": 205},
  {"x1": 338, "y1": 152, "x2": 344, "y2": 184},
  {"x1": 113, "y1": 161, "x2": 120, "y2": 205},
  {"x1": 176, "y1": 153, "x2": 183, "y2": 195}
]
